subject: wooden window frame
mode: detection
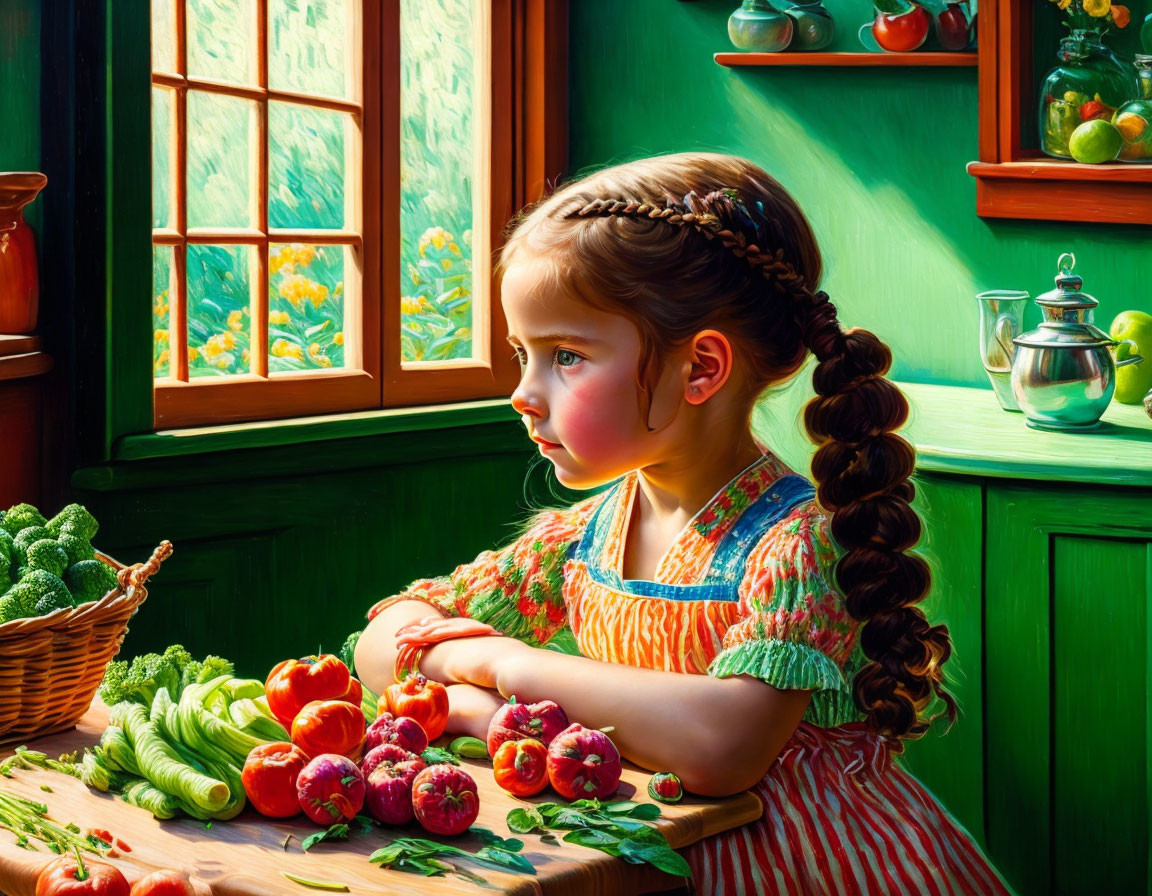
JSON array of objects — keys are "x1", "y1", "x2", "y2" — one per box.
[
  {"x1": 141, "y1": 0, "x2": 567, "y2": 430},
  {"x1": 967, "y1": 3, "x2": 1152, "y2": 226}
]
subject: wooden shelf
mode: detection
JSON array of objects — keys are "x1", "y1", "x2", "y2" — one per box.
[
  {"x1": 714, "y1": 51, "x2": 978, "y2": 67},
  {"x1": 0, "y1": 334, "x2": 42, "y2": 357},
  {"x1": 968, "y1": 156, "x2": 1152, "y2": 225}
]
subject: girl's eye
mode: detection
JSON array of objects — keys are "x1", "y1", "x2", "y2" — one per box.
[{"x1": 555, "y1": 349, "x2": 582, "y2": 368}]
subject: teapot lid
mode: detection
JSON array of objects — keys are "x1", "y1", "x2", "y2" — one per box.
[
  {"x1": 1036, "y1": 252, "x2": 1098, "y2": 313},
  {"x1": 1013, "y1": 321, "x2": 1113, "y2": 350}
]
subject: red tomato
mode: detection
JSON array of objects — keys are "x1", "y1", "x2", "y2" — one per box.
[
  {"x1": 128, "y1": 871, "x2": 193, "y2": 896},
  {"x1": 872, "y1": 4, "x2": 931, "y2": 52},
  {"x1": 384, "y1": 674, "x2": 449, "y2": 741},
  {"x1": 546, "y1": 723, "x2": 622, "y2": 801},
  {"x1": 241, "y1": 741, "x2": 310, "y2": 817},
  {"x1": 492, "y1": 738, "x2": 549, "y2": 798},
  {"x1": 35, "y1": 855, "x2": 130, "y2": 896},
  {"x1": 291, "y1": 700, "x2": 366, "y2": 759},
  {"x1": 264, "y1": 654, "x2": 359, "y2": 729},
  {"x1": 296, "y1": 754, "x2": 366, "y2": 826},
  {"x1": 411, "y1": 765, "x2": 480, "y2": 836}
]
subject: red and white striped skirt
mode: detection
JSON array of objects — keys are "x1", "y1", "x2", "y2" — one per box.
[{"x1": 683, "y1": 722, "x2": 1015, "y2": 896}]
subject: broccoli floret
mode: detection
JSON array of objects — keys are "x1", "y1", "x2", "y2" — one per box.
[
  {"x1": 57, "y1": 532, "x2": 95, "y2": 566},
  {"x1": 98, "y1": 643, "x2": 204, "y2": 706},
  {"x1": 178, "y1": 654, "x2": 235, "y2": 691},
  {"x1": 0, "y1": 528, "x2": 12, "y2": 564},
  {"x1": 2, "y1": 504, "x2": 47, "y2": 537},
  {"x1": 0, "y1": 594, "x2": 24, "y2": 624},
  {"x1": 12, "y1": 570, "x2": 72, "y2": 617},
  {"x1": 13, "y1": 527, "x2": 51, "y2": 566},
  {"x1": 26, "y1": 540, "x2": 69, "y2": 578},
  {"x1": 340, "y1": 629, "x2": 362, "y2": 677},
  {"x1": 65, "y1": 560, "x2": 118, "y2": 604},
  {"x1": 46, "y1": 504, "x2": 99, "y2": 541},
  {"x1": 0, "y1": 553, "x2": 9, "y2": 584}
]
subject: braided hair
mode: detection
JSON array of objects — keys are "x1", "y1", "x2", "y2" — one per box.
[{"x1": 499, "y1": 152, "x2": 956, "y2": 742}]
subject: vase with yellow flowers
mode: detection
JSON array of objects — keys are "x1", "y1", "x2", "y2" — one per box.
[{"x1": 1039, "y1": 0, "x2": 1140, "y2": 159}]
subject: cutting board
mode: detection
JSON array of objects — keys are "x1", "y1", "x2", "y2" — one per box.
[{"x1": 0, "y1": 702, "x2": 762, "y2": 896}]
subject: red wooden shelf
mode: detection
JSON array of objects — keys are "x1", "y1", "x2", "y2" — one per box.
[
  {"x1": 968, "y1": 156, "x2": 1152, "y2": 226},
  {"x1": 714, "y1": 51, "x2": 978, "y2": 67}
]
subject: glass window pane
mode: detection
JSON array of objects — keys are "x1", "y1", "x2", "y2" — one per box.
[
  {"x1": 152, "y1": 87, "x2": 173, "y2": 229},
  {"x1": 400, "y1": 0, "x2": 475, "y2": 362},
  {"x1": 268, "y1": 102, "x2": 347, "y2": 230},
  {"x1": 153, "y1": 245, "x2": 173, "y2": 379},
  {"x1": 187, "y1": 92, "x2": 256, "y2": 228},
  {"x1": 187, "y1": 244, "x2": 252, "y2": 377},
  {"x1": 269, "y1": 0, "x2": 349, "y2": 99},
  {"x1": 151, "y1": 0, "x2": 176, "y2": 73},
  {"x1": 187, "y1": 0, "x2": 256, "y2": 85},
  {"x1": 269, "y1": 243, "x2": 346, "y2": 372}
]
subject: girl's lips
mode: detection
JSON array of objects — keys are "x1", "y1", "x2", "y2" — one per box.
[{"x1": 531, "y1": 434, "x2": 562, "y2": 449}]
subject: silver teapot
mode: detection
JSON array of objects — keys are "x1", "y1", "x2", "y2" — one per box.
[{"x1": 1010, "y1": 253, "x2": 1143, "y2": 432}]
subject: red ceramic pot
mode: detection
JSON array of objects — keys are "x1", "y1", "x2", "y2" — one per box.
[{"x1": 0, "y1": 172, "x2": 47, "y2": 334}]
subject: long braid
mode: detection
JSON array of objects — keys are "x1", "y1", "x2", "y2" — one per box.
[{"x1": 568, "y1": 188, "x2": 957, "y2": 743}]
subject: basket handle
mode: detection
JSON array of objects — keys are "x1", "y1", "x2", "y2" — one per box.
[{"x1": 115, "y1": 540, "x2": 174, "y2": 591}]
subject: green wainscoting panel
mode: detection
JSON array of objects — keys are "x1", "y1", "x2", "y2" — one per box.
[
  {"x1": 899, "y1": 472, "x2": 987, "y2": 850},
  {"x1": 986, "y1": 483, "x2": 1152, "y2": 896},
  {"x1": 72, "y1": 428, "x2": 564, "y2": 679},
  {"x1": 1052, "y1": 535, "x2": 1149, "y2": 896}
]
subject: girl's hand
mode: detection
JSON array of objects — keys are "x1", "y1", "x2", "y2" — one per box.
[
  {"x1": 395, "y1": 616, "x2": 501, "y2": 650},
  {"x1": 423, "y1": 635, "x2": 532, "y2": 691}
]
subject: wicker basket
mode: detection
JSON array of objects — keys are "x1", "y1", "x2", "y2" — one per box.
[{"x1": 0, "y1": 540, "x2": 173, "y2": 744}]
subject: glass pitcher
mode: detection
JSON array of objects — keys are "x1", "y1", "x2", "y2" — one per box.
[{"x1": 976, "y1": 290, "x2": 1029, "y2": 411}]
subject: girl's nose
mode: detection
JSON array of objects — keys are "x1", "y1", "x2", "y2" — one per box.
[{"x1": 511, "y1": 381, "x2": 545, "y2": 418}]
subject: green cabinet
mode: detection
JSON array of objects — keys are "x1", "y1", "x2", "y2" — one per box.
[{"x1": 985, "y1": 483, "x2": 1152, "y2": 896}]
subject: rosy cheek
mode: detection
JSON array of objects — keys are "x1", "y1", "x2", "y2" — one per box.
[{"x1": 559, "y1": 377, "x2": 635, "y2": 455}]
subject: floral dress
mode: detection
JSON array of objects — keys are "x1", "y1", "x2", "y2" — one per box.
[{"x1": 366, "y1": 453, "x2": 1014, "y2": 896}]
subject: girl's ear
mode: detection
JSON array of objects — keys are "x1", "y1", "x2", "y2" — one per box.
[{"x1": 685, "y1": 330, "x2": 734, "y2": 404}]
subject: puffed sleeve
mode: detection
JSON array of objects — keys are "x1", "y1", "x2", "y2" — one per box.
[
  {"x1": 708, "y1": 502, "x2": 859, "y2": 698},
  {"x1": 365, "y1": 494, "x2": 603, "y2": 649}
]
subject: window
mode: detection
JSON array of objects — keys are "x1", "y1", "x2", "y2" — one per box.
[{"x1": 147, "y1": 0, "x2": 567, "y2": 428}]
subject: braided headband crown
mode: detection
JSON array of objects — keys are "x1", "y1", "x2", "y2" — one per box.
[{"x1": 563, "y1": 188, "x2": 844, "y2": 362}]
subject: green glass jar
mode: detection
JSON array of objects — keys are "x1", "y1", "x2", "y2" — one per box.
[
  {"x1": 1136, "y1": 54, "x2": 1152, "y2": 101},
  {"x1": 1038, "y1": 30, "x2": 1141, "y2": 160}
]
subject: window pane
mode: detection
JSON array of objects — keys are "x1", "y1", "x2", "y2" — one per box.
[
  {"x1": 187, "y1": 244, "x2": 252, "y2": 377},
  {"x1": 268, "y1": 102, "x2": 347, "y2": 230},
  {"x1": 400, "y1": 0, "x2": 475, "y2": 362},
  {"x1": 151, "y1": 0, "x2": 176, "y2": 73},
  {"x1": 152, "y1": 87, "x2": 173, "y2": 229},
  {"x1": 153, "y1": 245, "x2": 173, "y2": 379},
  {"x1": 187, "y1": 92, "x2": 256, "y2": 228},
  {"x1": 187, "y1": 0, "x2": 256, "y2": 85},
  {"x1": 269, "y1": 243, "x2": 346, "y2": 372},
  {"x1": 269, "y1": 0, "x2": 349, "y2": 99}
]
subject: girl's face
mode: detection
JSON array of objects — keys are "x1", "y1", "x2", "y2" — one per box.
[{"x1": 502, "y1": 258, "x2": 679, "y2": 489}]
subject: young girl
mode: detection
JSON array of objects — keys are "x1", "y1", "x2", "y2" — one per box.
[{"x1": 355, "y1": 152, "x2": 1013, "y2": 895}]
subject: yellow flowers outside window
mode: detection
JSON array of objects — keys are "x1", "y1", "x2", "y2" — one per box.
[
  {"x1": 271, "y1": 339, "x2": 304, "y2": 360},
  {"x1": 269, "y1": 310, "x2": 291, "y2": 325},
  {"x1": 418, "y1": 227, "x2": 453, "y2": 257}
]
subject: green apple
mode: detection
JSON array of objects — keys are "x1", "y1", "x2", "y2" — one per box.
[{"x1": 1110, "y1": 309, "x2": 1152, "y2": 404}]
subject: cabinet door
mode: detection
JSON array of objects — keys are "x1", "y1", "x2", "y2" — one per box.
[
  {"x1": 986, "y1": 483, "x2": 1152, "y2": 896},
  {"x1": 899, "y1": 473, "x2": 988, "y2": 849}
]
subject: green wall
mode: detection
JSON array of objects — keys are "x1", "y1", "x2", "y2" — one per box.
[
  {"x1": 0, "y1": 0, "x2": 41, "y2": 232},
  {"x1": 568, "y1": 0, "x2": 1152, "y2": 396}
]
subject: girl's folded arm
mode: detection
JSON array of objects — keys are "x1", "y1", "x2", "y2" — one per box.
[{"x1": 488, "y1": 643, "x2": 811, "y2": 797}]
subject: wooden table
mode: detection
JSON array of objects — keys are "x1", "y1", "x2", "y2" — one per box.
[{"x1": 0, "y1": 702, "x2": 763, "y2": 896}]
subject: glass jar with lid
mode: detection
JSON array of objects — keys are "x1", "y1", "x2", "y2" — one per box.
[
  {"x1": 1136, "y1": 54, "x2": 1152, "y2": 100},
  {"x1": 1038, "y1": 30, "x2": 1141, "y2": 159}
]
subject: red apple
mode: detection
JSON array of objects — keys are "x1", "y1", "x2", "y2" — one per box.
[
  {"x1": 365, "y1": 748, "x2": 427, "y2": 825},
  {"x1": 873, "y1": 4, "x2": 931, "y2": 52},
  {"x1": 935, "y1": 1, "x2": 972, "y2": 51},
  {"x1": 365, "y1": 712, "x2": 428, "y2": 756},
  {"x1": 546, "y1": 723, "x2": 622, "y2": 801},
  {"x1": 486, "y1": 697, "x2": 570, "y2": 757},
  {"x1": 411, "y1": 765, "x2": 480, "y2": 836},
  {"x1": 362, "y1": 742, "x2": 424, "y2": 779},
  {"x1": 296, "y1": 753, "x2": 365, "y2": 826}
]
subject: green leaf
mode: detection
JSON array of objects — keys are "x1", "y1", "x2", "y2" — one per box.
[
  {"x1": 563, "y1": 828, "x2": 624, "y2": 854},
  {"x1": 474, "y1": 847, "x2": 536, "y2": 875},
  {"x1": 617, "y1": 840, "x2": 692, "y2": 878},
  {"x1": 470, "y1": 827, "x2": 523, "y2": 852},
  {"x1": 871, "y1": 0, "x2": 916, "y2": 14},
  {"x1": 506, "y1": 807, "x2": 545, "y2": 834},
  {"x1": 420, "y1": 747, "x2": 459, "y2": 766}
]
